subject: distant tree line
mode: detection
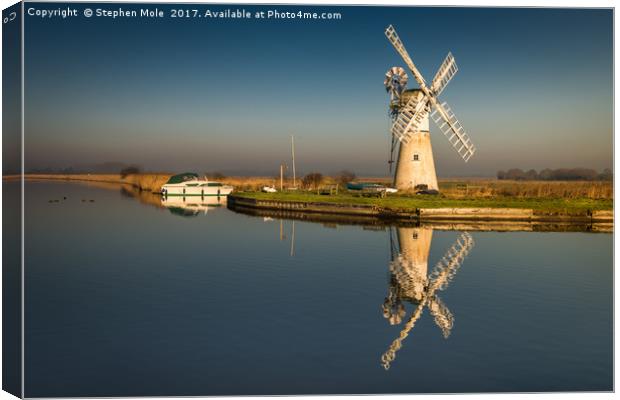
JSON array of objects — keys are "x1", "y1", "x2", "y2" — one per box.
[
  {"x1": 120, "y1": 165, "x2": 141, "y2": 178},
  {"x1": 308, "y1": 170, "x2": 356, "y2": 188},
  {"x1": 205, "y1": 171, "x2": 226, "y2": 180},
  {"x1": 497, "y1": 168, "x2": 612, "y2": 181}
]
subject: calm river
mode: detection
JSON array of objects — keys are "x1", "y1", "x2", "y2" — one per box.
[{"x1": 22, "y1": 181, "x2": 612, "y2": 396}]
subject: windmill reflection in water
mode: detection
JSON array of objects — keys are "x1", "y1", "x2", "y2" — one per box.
[{"x1": 381, "y1": 227, "x2": 474, "y2": 370}]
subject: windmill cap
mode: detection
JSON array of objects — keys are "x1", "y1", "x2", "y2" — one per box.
[{"x1": 399, "y1": 89, "x2": 426, "y2": 104}]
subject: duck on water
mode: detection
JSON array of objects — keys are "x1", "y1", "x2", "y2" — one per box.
[{"x1": 160, "y1": 173, "x2": 234, "y2": 197}]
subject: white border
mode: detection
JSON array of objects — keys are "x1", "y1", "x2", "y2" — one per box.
[{"x1": 0, "y1": 1, "x2": 616, "y2": 400}]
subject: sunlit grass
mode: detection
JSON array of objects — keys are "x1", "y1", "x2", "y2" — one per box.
[{"x1": 236, "y1": 191, "x2": 613, "y2": 213}]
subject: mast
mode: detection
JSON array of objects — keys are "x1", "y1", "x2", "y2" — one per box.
[{"x1": 291, "y1": 135, "x2": 296, "y2": 188}]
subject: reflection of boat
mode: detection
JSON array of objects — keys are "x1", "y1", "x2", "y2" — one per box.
[
  {"x1": 161, "y1": 195, "x2": 225, "y2": 217},
  {"x1": 160, "y1": 173, "x2": 233, "y2": 197},
  {"x1": 381, "y1": 227, "x2": 474, "y2": 370}
]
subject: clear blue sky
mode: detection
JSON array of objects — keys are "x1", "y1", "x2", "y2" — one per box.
[{"x1": 23, "y1": 5, "x2": 612, "y2": 176}]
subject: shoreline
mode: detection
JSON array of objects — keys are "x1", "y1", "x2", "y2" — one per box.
[
  {"x1": 11, "y1": 174, "x2": 614, "y2": 228},
  {"x1": 13, "y1": 173, "x2": 170, "y2": 193},
  {"x1": 228, "y1": 194, "x2": 614, "y2": 227},
  {"x1": 229, "y1": 204, "x2": 612, "y2": 233}
]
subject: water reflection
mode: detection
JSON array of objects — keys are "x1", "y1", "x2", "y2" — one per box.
[
  {"x1": 382, "y1": 227, "x2": 474, "y2": 370},
  {"x1": 160, "y1": 196, "x2": 225, "y2": 217},
  {"x1": 119, "y1": 185, "x2": 225, "y2": 217},
  {"x1": 22, "y1": 181, "x2": 613, "y2": 393}
]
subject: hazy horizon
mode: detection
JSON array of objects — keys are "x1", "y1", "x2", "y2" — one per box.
[
  {"x1": 19, "y1": 5, "x2": 613, "y2": 177},
  {"x1": 24, "y1": 160, "x2": 613, "y2": 179}
]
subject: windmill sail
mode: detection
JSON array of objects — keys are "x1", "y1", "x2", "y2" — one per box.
[
  {"x1": 430, "y1": 102, "x2": 476, "y2": 162},
  {"x1": 428, "y1": 295, "x2": 454, "y2": 338},
  {"x1": 384, "y1": 66, "x2": 409, "y2": 100},
  {"x1": 391, "y1": 95, "x2": 429, "y2": 143},
  {"x1": 431, "y1": 52, "x2": 458, "y2": 96},
  {"x1": 385, "y1": 25, "x2": 428, "y2": 90},
  {"x1": 385, "y1": 25, "x2": 477, "y2": 167},
  {"x1": 428, "y1": 232, "x2": 475, "y2": 290}
]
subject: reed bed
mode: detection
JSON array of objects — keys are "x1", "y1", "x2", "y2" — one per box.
[
  {"x1": 123, "y1": 173, "x2": 171, "y2": 192},
  {"x1": 438, "y1": 180, "x2": 613, "y2": 200},
  {"x1": 126, "y1": 174, "x2": 283, "y2": 192}
]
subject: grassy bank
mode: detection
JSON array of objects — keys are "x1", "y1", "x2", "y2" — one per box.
[{"x1": 234, "y1": 191, "x2": 612, "y2": 213}]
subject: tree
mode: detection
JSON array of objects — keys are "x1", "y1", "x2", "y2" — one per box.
[
  {"x1": 206, "y1": 171, "x2": 226, "y2": 180},
  {"x1": 525, "y1": 169, "x2": 539, "y2": 180},
  {"x1": 570, "y1": 168, "x2": 598, "y2": 181},
  {"x1": 538, "y1": 168, "x2": 554, "y2": 180},
  {"x1": 302, "y1": 172, "x2": 323, "y2": 190},
  {"x1": 120, "y1": 165, "x2": 141, "y2": 178},
  {"x1": 505, "y1": 168, "x2": 526, "y2": 180},
  {"x1": 497, "y1": 170, "x2": 506, "y2": 180},
  {"x1": 598, "y1": 168, "x2": 613, "y2": 181},
  {"x1": 335, "y1": 170, "x2": 356, "y2": 186}
]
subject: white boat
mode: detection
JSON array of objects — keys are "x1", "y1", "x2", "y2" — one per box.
[{"x1": 160, "y1": 173, "x2": 234, "y2": 197}]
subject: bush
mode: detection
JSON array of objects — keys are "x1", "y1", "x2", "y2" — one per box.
[
  {"x1": 335, "y1": 170, "x2": 356, "y2": 186},
  {"x1": 302, "y1": 172, "x2": 323, "y2": 190}
]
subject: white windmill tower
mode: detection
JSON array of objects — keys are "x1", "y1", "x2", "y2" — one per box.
[{"x1": 384, "y1": 25, "x2": 476, "y2": 192}]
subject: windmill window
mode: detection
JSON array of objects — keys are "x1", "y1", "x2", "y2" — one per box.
[
  {"x1": 413, "y1": 154, "x2": 419, "y2": 161},
  {"x1": 412, "y1": 232, "x2": 418, "y2": 240}
]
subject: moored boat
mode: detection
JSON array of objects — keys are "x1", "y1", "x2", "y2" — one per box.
[{"x1": 160, "y1": 172, "x2": 234, "y2": 197}]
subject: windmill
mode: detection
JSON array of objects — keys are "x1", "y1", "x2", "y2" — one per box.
[
  {"x1": 384, "y1": 25, "x2": 476, "y2": 191},
  {"x1": 381, "y1": 227, "x2": 474, "y2": 370}
]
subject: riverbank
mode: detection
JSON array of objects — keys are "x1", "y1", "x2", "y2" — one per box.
[
  {"x1": 16, "y1": 173, "x2": 171, "y2": 192},
  {"x1": 16, "y1": 173, "x2": 281, "y2": 193},
  {"x1": 230, "y1": 204, "x2": 613, "y2": 233},
  {"x1": 228, "y1": 192, "x2": 613, "y2": 225}
]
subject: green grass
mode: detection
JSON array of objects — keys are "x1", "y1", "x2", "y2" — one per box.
[{"x1": 235, "y1": 191, "x2": 613, "y2": 214}]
